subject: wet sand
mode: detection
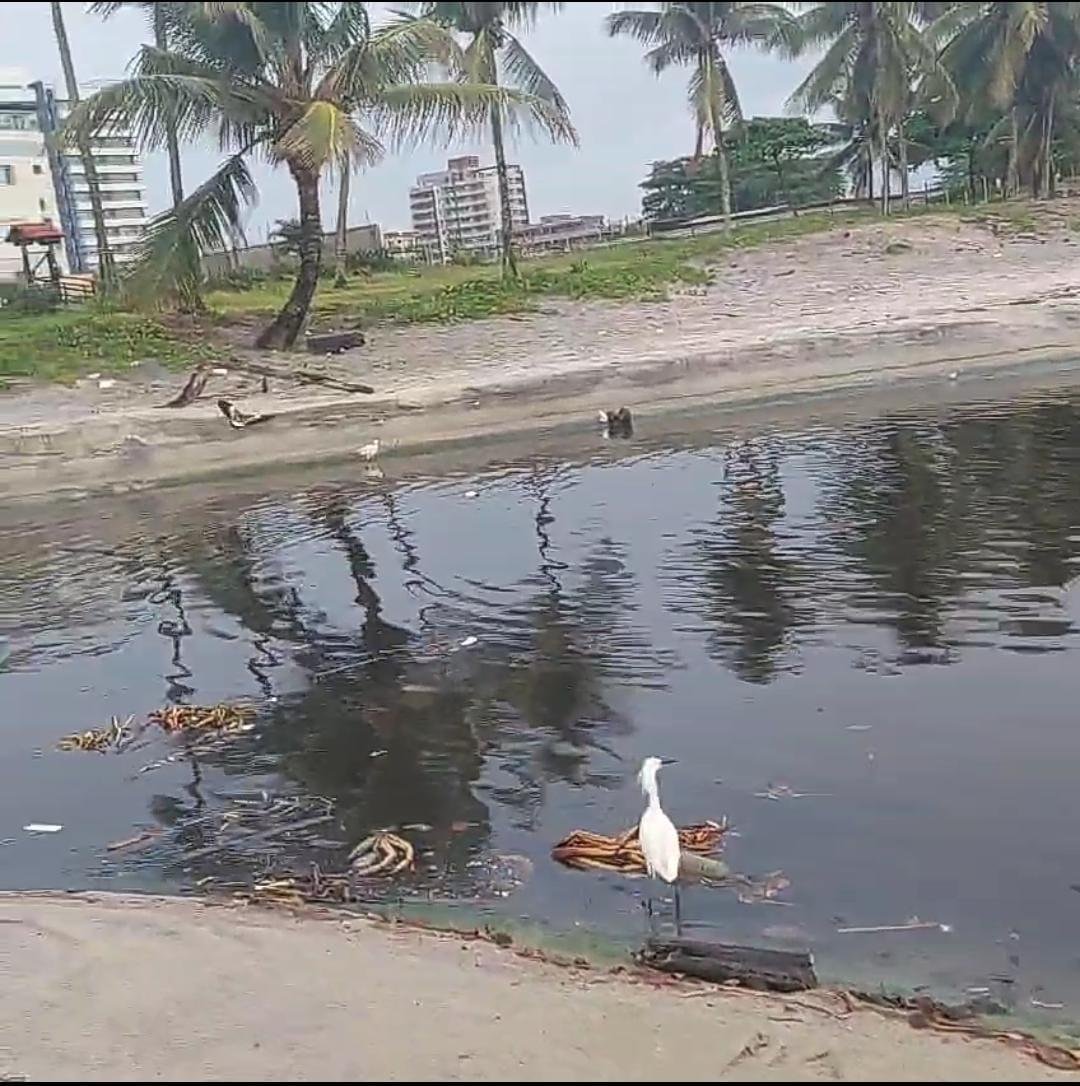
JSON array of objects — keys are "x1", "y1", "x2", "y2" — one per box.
[
  {"x1": 5, "y1": 208, "x2": 1080, "y2": 501},
  {"x1": 0, "y1": 892, "x2": 1069, "y2": 1082}
]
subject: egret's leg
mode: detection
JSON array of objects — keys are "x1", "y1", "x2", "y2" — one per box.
[{"x1": 674, "y1": 883, "x2": 682, "y2": 935}]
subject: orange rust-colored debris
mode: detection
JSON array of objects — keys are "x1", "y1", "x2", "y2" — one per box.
[{"x1": 551, "y1": 821, "x2": 727, "y2": 874}]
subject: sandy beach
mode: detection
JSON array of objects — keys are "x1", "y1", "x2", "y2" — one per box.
[
  {"x1": 5, "y1": 208, "x2": 1080, "y2": 500},
  {"x1": 0, "y1": 891, "x2": 1070, "y2": 1082}
]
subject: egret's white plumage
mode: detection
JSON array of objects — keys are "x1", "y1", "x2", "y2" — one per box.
[{"x1": 638, "y1": 756, "x2": 680, "y2": 884}]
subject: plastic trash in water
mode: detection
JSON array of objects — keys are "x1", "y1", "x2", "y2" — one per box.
[
  {"x1": 459, "y1": 635, "x2": 479, "y2": 649},
  {"x1": 24, "y1": 823, "x2": 63, "y2": 834}
]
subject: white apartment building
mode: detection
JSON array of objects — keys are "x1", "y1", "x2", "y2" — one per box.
[
  {"x1": 0, "y1": 71, "x2": 148, "y2": 281},
  {"x1": 0, "y1": 74, "x2": 61, "y2": 281},
  {"x1": 409, "y1": 154, "x2": 528, "y2": 263},
  {"x1": 45, "y1": 88, "x2": 149, "y2": 273}
]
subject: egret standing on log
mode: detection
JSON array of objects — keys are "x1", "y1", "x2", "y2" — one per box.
[{"x1": 638, "y1": 756, "x2": 682, "y2": 931}]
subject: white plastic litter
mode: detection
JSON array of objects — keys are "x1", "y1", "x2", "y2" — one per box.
[{"x1": 24, "y1": 823, "x2": 62, "y2": 834}]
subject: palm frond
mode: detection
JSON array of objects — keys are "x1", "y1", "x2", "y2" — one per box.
[
  {"x1": 645, "y1": 36, "x2": 701, "y2": 74},
  {"x1": 500, "y1": 29, "x2": 567, "y2": 109},
  {"x1": 275, "y1": 99, "x2": 383, "y2": 170},
  {"x1": 321, "y1": 13, "x2": 463, "y2": 99},
  {"x1": 787, "y1": 23, "x2": 858, "y2": 114},
  {"x1": 305, "y1": 0, "x2": 371, "y2": 67},
  {"x1": 373, "y1": 81, "x2": 576, "y2": 149},
  {"x1": 124, "y1": 151, "x2": 256, "y2": 306},
  {"x1": 62, "y1": 66, "x2": 259, "y2": 150},
  {"x1": 606, "y1": 9, "x2": 666, "y2": 45}
]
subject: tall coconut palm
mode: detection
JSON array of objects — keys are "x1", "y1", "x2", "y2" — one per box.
[
  {"x1": 91, "y1": 1, "x2": 207, "y2": 309},
  {"x1": 420, "y1": 3, "x2": 576, "y2": 278},
  {"x1": 91, "y1": 1, "x2": 186, "y2": 207},
  {"x1": 937, "y1": 2, "x2": 1080, "y2": 198},
  {"x1": 333, "y1": 157, "x2": 352, "y2": 286},
  {"x1": 49, "y1": 0, "x2": 116, "y2": 288},
  {"x1": 785, "y1": 2, "x2": 952, "y2": 213},
  {"x1": 608, "y1": 2, "x2": 796, "y2": 231},
  {"x1": 68, "y1": 2, "x2": 571, "y2": 348}
]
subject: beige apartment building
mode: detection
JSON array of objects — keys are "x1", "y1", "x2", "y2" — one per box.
[{"x1": 409, "y1": 155, "x2": 528, "y2": 263}]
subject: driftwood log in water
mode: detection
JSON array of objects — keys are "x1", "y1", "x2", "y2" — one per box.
[{"x1": 641, "y1": 937, "x2": 817, "y2": 992}]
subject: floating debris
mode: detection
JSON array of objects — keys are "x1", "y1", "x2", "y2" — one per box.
[
  {"x1": 23, "y1": 823, "x2": 62, "y2": 834},
  {"x1": 57, "y1": 714, "x2": 134, "y2": 753},
  {"x1": 736, "y1": 871, "x2": 792, "y2": 905},
  {"x1": 248, "y1": 864, "x2": 353, "y2": 906},
  {"x1": 106, "y1": 829, "x2": 161, "y2": 853},
  {"x1": 754, "y1": 782, "x2": 832, "y2": 801},
  {"x1": 349, "y1": 832, "x2": 415, "y2": 876},
  {"x1": 551, "y1": 821, "x2": 726, "y2": 875},
  {"x1": 837, "y1": 917, "x2": 950, "y2": 935},
  {"x1": 149, "y1": 703, "x2": 256, "y2": 735}
]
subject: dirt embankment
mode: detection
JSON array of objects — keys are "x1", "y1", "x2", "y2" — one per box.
[
  {"x1": 0, "y1": 892, "x2": 1071, "y2": 1081},
  {"x1": 6, "y1": 208, "x2": 1080, "y2": 500}
]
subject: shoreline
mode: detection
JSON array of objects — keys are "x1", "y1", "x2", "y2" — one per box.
[
  {"x1": 5, "y1": 211, "x2": 1080, "y2": 501},
  {"x1": 0, "y1": 890, "x2": 1073, "y2": 1081},
  {"x1": 3, "y1": 325, "x2": 1080, "y2": 506}
]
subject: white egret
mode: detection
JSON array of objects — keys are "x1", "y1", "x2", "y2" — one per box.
[{"x1": 638, "y1": 755, "x2": 682, "y2": 931}]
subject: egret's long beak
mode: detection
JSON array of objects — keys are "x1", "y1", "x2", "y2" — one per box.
[{"x1": 660, "y1": 758, "x2": 678, "y2": 766}]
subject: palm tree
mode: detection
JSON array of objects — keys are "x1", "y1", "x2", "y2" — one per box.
[
  {"x1": 92, "y1": 2, "x2": 186, "y2": 206},
  {"x1": 608, "y1": 2, "x2": 795, "y2": 231},
  {"x1": 68, "y1": 3, "x2": 570, "y2": 348},
  {"x1": 333, "y1": 159, "x2": 351, "y2": 286},
  {"x1": 785, "y1": 2, "x2": 951, "y2": 213},
  {"x1": 91, "y1": 2, "x2": 208, "y2": 309},
  {"x1": 49, "y1": 0, "x2": 116, "y2": 289},
  {"x1": 420, "y1": 3, "x2": 576, "y2": 278},
  {"x1": 937, "y1": 2, "x2": 1080, "y2": 198}
]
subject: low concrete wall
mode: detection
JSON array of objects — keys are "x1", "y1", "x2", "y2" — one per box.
[{"x1": 203, "y1": 223, "x2": 382, "y2": 275}]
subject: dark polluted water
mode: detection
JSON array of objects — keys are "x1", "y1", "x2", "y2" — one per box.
[{"x1": 3, "y1": 383, "x2": 1080, "y2": 1027}]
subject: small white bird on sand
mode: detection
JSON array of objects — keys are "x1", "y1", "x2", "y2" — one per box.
[
  {"x1": 638, "y1": 755, "x2": 682, "y2": 930},
  {"x1": 358, "y1": 439, "x2": 381, "y2": 461}
]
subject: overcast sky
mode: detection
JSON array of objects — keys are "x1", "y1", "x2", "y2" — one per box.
[{"x1": 5, "y1": 1, "x2": 815, "y2": 242}]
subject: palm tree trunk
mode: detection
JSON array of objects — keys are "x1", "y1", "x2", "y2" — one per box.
[
  {"x1": 150, "y1": 1, "x2": 201, "y2": 312},
  {"x1": 334, "y1": 161, "x2": 350, "y2": 287},
  {"x1": 1041, "y1": 94, "x2": 1055, "y2": 199},
  {"x1": 899, "y1": 120, "x2": 910, "y2": 211},
  {"x1": 152, "y1": 6, "x2": 183, "y2": 207},
  {"x1": 716, "y1": 130, "x2": 733, "y2": 230},
  {"x1": 1007, "y1": 107, "x2": 1019, "y2": 198},
  {"x1": 255, "y1": 164, "x2": 322, "y2": 350},
  {"x1": 877, "y1": 106, "x2": 890, "y2": 216},
  {"x1": 491, "y1": 105, "x2": 518, "y2": 279},
  {"x1": 693, "y1": 121, "x2": 704, "y2": 161},
  {"x1": 50, "y1": 0, "x2": 115, "y2": 290}
]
